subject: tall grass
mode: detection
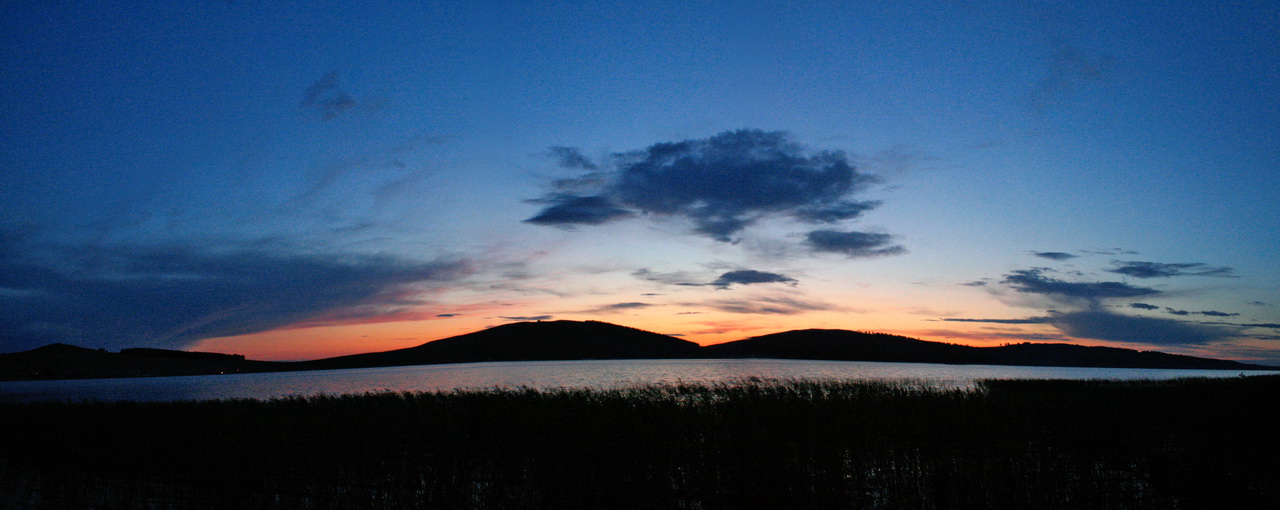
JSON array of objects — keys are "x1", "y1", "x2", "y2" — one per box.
[{"x1": 1, "y1": 376, "x2": 1276, "y2": 509}]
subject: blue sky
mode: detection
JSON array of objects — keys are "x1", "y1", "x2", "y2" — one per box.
[{"x1": 2, "y1": 1, "x2": 1278, "y2": 362}]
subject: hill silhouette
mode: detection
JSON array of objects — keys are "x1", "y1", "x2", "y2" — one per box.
[
  {"x1": 704, "y1": 329, "x2": 1267, "y2": 371},
  {"x1": 2, "y1": 320, "x2": 1274, "y2": 381},
  {"x1": 304, "y1": 320, "x2": 701, "y2": 369},
  {"x1": 0, "y1": 343, "x2": 284, "y2": 381},
  {"x1": 702, "y1": 329, "x2": 984, "y2": 364}
]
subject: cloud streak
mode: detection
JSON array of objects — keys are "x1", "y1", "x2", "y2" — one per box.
[
  {"x1": 963, "y1": 265, "x2": 1246, "y2": 347},
  {"x1": 806, "y1": 230, "x2": 905, "y2": 258},
  {"x1": 1048, "y1": 310, "x2": 1235, "y2": 346},
  {"x1": 499, "y1": 315, "x2": 554, "y2": 322},
  {"x1": 1033, "y1": 251, "x2": 1077, "y2": 261},
  {"x1": 1107, "y1": 261, "x2": 1237, "y2": 279},
  {"x1": 1003, "y1": 268, "x2": 1160, "y2": 303},
  {"x1": 697, "y1": 294, "x2": 838, "y2": 315},
  {"x1": 0, "y1": 244, "x2": 469, "y2": 352},
  {"x1": 573, "y1": 302, "x2": 655, "y2": 314},
  {"x1": 943, "y1": 312, "x2": 1238, "y2": 346}
]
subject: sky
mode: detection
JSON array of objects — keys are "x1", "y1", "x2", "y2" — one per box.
[{"x1": 2, "y1": 1, "x2": 1278, "y2": 363}]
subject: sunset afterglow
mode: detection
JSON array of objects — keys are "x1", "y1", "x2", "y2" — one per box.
[{"x1": 3, "y1": 2, "x2": 1277, "y2": 363}]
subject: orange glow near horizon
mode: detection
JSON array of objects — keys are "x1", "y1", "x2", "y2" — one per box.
[{"x1": 191, "y1": 303, "x2": 1076, "y2": 362}]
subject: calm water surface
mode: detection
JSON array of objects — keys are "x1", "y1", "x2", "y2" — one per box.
[{"x1": 0, "y1": 358, "x2": 1266, "y2": 402}]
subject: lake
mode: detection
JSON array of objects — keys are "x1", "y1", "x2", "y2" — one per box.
[{"x1": 0, "y1": 358, "x2": 1265, "y2": 402}]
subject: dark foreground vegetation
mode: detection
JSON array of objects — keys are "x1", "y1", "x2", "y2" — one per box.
[{"x1": 2, "y1": 376, "x2": 1277, "y2": 509}]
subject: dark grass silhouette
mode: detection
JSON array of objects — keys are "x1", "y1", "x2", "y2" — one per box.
[{"x1": 2, "y1": 375, "x2": 1277, "y2": 509}]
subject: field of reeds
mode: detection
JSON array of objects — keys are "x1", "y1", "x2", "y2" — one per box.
[{"x1": 1, "y1": 375, "x2": 1277, "y2": 509}]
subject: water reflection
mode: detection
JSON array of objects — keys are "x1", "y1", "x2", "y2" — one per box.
[{"x1": 0, "y1": 358, "x2": 1263, "y2": 402}]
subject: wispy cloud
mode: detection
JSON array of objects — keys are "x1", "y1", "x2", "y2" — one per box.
[
  {"x1": 631, "y1": 268, "x2": 705, "y2": 287},
  {"x1": 941, "y1": 317, "x2": 1052, "y2": 325},
  {"x1": 302, "y1": 71, "x2": 358, "y2": 120},
  {"x1": 1164, "y1": 308, "x2": 1239, "y2": 318},
  {"x1": 1029, "y1": 46, "x2": 1113, "y2": 114},
  {"x1": 693, "y1": 293, "x2": 838, "y2": 315},
  {"x1": 498, "y1": 315, "x2": 554, "y2": 322},
  {"x1": 0, "y1": 243, "x2": 469, "y2": 351},
  {"x1": 543, "y1": 147, "x2": 598, "y2": 171},
  {"x1": 573, "y1": 302, "x2": 655, "y2": 314}
]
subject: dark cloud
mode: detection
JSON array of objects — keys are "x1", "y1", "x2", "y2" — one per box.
[
  {"x1": 805, "y1": 230, "x2": 906, "y2": 258},
  {"x1": 1033, "y1": 251, "x2": 1077, "y2": 261},
  {"x1": 968, "y1": 265, "x2": 1248, "y2": 349},
  {"x1": 943, "y1": 311, "x2": 1237, "y2": 346},
  {"x1": 499, "y1": 315, "x2": 554, "y2": 322},
  {"x1": 527, "y1": 130, "x2": 895, "y2": 247},
  {"x1": 1083, "y1": 248, "x2": 1141, "y2": 256},
  {"x1": 1048, "y1": 310, "x2": 1235, "y2": 346},
  {"x1": 524, "y1": 195, "x2": 634, "y2": 226},
  {"x1": 302, "y1": 71, "x2": 358, "y2": 120},
  {"x1": 1003, "y1": 268, "x2": 1160, "y2": 303},
  {"x1": 711, "y1": 270, "x2": 797, "y2": 289},
  {"x1": 436, "y1": 314, "x2": 459, "y2": 318},
  {"x1": 960, "y1": 280, "x2": 989, "y2": 287},
  {"x1": 0, "y1": 245, "x2": 468, "y2": 352},
  {"x1": 1107, "y1": 261, "x2": 1237, "y2": 279}
]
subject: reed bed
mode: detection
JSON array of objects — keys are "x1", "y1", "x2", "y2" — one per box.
[{"x1": 1, "y1": 376, "x2": 1276, "y2": 509}]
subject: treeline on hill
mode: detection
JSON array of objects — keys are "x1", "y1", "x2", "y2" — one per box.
[{"x1": 2, "y1": 375, "x2": 1277, "y2": 509}]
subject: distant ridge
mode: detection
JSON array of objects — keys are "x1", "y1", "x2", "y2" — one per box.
[
  {"x1": 0, "y1": 344, "x2": 283, "y2": 381},
  {"x1": 702, "y1": 329, "x2": 983, "y2": 364},
  {"x1": 704, "y1": 329, "x2": 1269, "y2": 371},
  {"x1": 304, "y1": 320, "x2": 701, "y2": 369},
  {"x1": 1, "y1": 320, "x2": 1275, "y2": 381}
]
